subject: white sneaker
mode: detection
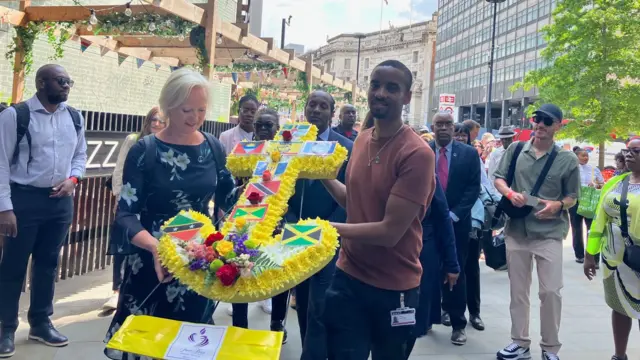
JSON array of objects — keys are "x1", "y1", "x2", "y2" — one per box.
[
  {"x1": 541, "y1": 350, "x2": 559, "y2": 360},
  {"x1": 102, "y1": 294, "x2": 119, "y2": 310},
  {"x1": 497, "y1": 342, "x2": 531, "y2": 359},
  {"x1": 259, "y1": 299, "x2": 272, "y2": 314},
  {"x1": 226, "y1": 305, "x2": 233, "y2": 316}
]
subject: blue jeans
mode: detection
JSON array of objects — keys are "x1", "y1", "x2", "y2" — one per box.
[{"x1": 297, "y1": 254, "x2": 337, "y2": 360}]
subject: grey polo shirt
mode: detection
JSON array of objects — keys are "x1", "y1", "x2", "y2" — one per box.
[{"x1": 494, "y1": 141, "x2": 581, "y2": 241}]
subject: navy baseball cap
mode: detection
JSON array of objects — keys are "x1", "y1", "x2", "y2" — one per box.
[{"x1": 533, "y1": 104, "x2": 563, "y2": 122}]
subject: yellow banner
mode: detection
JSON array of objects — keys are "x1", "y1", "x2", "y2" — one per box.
[{"x1": 107, "y1": 315, "x2": 283, "y2": 360}]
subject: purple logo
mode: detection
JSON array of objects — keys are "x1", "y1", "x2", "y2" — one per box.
[{"x1": 187, "y1": 328, "x2": 209, "y2": 347}]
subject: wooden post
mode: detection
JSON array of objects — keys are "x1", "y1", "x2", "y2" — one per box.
[
  {"x1": 11, "y1": 0, "x2": 30, "y2": 104},
  {"x1": 203, "y1": 0, "x2": 218, "y2": 80}
]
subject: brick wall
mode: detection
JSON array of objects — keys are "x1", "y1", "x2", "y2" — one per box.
[{"x1": 0, "y1": 0, "x2": 237, "y2": 121}]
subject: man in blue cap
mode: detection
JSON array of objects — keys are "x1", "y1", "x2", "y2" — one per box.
[{"x1": 493, "y1": 104, "x2": 581, "y2": 360}]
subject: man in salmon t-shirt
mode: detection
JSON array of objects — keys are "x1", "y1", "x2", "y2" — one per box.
[{"x1": 321, "y1": 60, "x2": 436, "y2": 359}]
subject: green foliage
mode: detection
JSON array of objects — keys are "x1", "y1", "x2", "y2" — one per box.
[
  {"x1": 513, "y1": 0, "x2": 640, "y2": 143},
  {"x1": 6, "y1": 22, "x2": 74, "y2": 75},
  {"x1": 214, "y1": 62, "x2": 282, "y2": 73},
  {"x1": 250, "y1": 252, "x2": 281, "y2": 277}
]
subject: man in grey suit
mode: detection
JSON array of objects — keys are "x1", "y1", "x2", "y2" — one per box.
[{"x1": 286, "y1": 90, "x2": 353, "y2": 360}]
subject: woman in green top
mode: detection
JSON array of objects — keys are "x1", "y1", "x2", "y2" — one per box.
[{"x1": 584, "y1": 138, "x2": 640, "y2": 360}]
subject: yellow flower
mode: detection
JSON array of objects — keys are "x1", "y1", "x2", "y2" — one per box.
[
  {"x1": 215, "y1": 240, "x2": 234, "y2": 255},
  {"x1": 235, "y1": 218, "x2": 246, "y2": 228},
  {"x1": 270, "y1": 151, "x2": 281, "y2": 163}
]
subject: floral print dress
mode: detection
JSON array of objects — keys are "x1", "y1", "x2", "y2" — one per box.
[{"x1": 104, "y1": 136, "x2": 229, "y2": 360}]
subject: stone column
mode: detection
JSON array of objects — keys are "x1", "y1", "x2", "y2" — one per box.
[
  {"x1": 501, "y1": 100, "x2": 509, "y2": 126},
  {"x1": 470, "y1": 104, "x2": 477, "y2": 123}
]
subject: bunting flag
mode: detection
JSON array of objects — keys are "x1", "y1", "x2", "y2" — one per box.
[
  {"x1": 117, "y1": 54, "x2": 127, "y2": 66},
  {"x1": 136, "y1": 58, "x2": 145, "y2": 69},
  {"x1": 100, "y1": 46, "x2": 110, "y2": 57},
  {"x1": 80, "y1": 38, "x2": 91, "y2": 53},
  {"x1": 244, "y1": 72, "x2": 251, "y2": 81},
  {"x1": 281, "y1": 224, "x2": 322, "y2": 247},
  {"x1": 231, "y1": 72, "x2": 238, "y2": 84},
  {"x1": 155, "y1": 64, "x2": 162, "y2": 71},
  {"x1": 163, "y1": 214, "x2": 204, "y2": 242},
  {"x1": 171, "y1": 66, "x2": 180, "y2": 72},
  {"x1": 282, "y1": 67, "x2": 289, "y2": 78}
]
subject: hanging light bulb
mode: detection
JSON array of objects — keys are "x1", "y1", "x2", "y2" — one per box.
[
  {"x1": 124, "y1": 3, "x2": 132, "y2": 16},
  {"x1": 89, "y1": 9, "x2": 98, "y2": 25},
  {"x1": 86, "y1": 24, "x2": 93, "y2": 31},
  {"x1": 149, "y1": 22, "x2": 156, "y2": 31},
  {"x1": 178, "y1": 34, "x2": 185, "y2": 41},
  {"x1": 216, "y1": 35, "x2": 223, "y2": 45}
]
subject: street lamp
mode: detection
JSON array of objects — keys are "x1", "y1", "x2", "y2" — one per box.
[
  {"x1": 354, "y1": 33, "x2": 366, "y2": 87},
  {"x1": 484, "y1": 0, "x2": 506, "y2": 130},
  {"x1": 280, "y1": 15, "x2": 292, "y2": 50}
]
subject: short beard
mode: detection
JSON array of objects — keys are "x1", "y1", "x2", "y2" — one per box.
[{"x1": 47, "y1": 93, "x2": 67, "y2": 104}]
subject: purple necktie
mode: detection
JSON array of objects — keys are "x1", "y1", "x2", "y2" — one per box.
[{"x1": 437, "y1": 147, "x2": 449, "y2": 192}]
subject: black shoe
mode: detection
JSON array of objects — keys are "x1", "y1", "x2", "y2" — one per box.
[
  {"x1": 469, "y1": 314, "x2": 485, "y2": 331},
  {"x1": 441, "y1": 312, "x2": 451, "y2": 327},
  {"x1": 611, "y1": 356, "x2": 628, "y2": 360},
  {"x1": 451, "y1": 329, "x2": 466, "y2": 346},
  {"x1": 0, "y1": 330, "x2": 15, "y2": 358},
  {"x1": 270, "y1": 321, "x2": 287, "y2": 344},
  {"x1": 575, "y1": 258, "x2": 585, "y2": 264},
  {"x1": 28, "y1": 323, "x2": 68, "y2": 347}
]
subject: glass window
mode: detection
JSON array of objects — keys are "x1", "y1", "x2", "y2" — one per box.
[
  {"x1": 413, "y1": 51, "x2": 419, "y2": 63},
  {"x1": 527, "y1": 6, "x2": 538, "y2": 23},
  {"x1": 364, "y1": 58, "x2": 370, "y2": 69},
  {"x1": 344, "y1": 58, "x2": 351, "y2": 69}
]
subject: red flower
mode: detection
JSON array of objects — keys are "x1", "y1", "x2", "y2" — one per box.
[
  {"x1": 282, "y1": 130, "x2": 293, "y2": 142},
  {"x1": 216, "y1": 264, "x2": 239, "y2": 286},
  {"x1": 205, "y1": 231, "x2": 224, "y2": 247},
  {"x1": 247, "y1": 191, "x2": 264, "y2": 205},
  {"x1": 262, "y1": 170, "x2": 272, "y2": 182}
]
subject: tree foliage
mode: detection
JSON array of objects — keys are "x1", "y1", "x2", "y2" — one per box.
[{"x1": 514, "y1": 0, "x2": 640, "y2": 143}]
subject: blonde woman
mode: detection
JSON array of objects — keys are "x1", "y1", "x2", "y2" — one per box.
[
  {"x1": 103, "y1": 107, "x2": 165, "y2": 311},
  {"x1": 584, "y1": 138, "x2": 640, "y2": 360},
  {"x1": 104, "y1": 69, "x2": 235, "y2": 360}
]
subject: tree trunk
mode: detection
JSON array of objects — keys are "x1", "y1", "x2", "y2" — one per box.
[{"x1": 599, "y1": 141, "x2": 605, "y2": 169}]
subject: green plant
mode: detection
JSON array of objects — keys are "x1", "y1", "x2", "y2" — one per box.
[
  {"x1": 6, "y1": 21, "x2": 73, "y2": 75},
  {"x1": 215, "y1": 62, "x2": 282, "y2": 73}
]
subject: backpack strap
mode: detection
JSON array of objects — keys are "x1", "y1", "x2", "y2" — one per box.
[
  {"x1": 620, "y1": 176, "x2": 630, "y2": 241},
  {"x1": 10, "y1": 102, "x2": 32, "y2": 166},
  {"x1": 142, "y1": 134, "x2": 157, "y2": 176},
  {"x1": 529, "y1": 145, "x2": 558, "y2": 197},
  {"x1": 506, "y1": 141, "x2": 525, "y2": 186},
  {"x1": 65, "y1": 105, "x2": 83, "y2": 134},
  {"x1": 202, "y1": 131, "x2": 226, "y2": 174}
]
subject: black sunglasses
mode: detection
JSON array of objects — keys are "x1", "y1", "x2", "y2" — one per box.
[
  {"x1": 45, "y1": 77, "x2": 75, "y2": 88},
  {"x1": 622, "y1": 148, "x2": 640, "y2": 156},
  {"x1": 533, "y1": 114, "x2": 556, "y2": 127},
  {"x1": 255, "y1": 121, "x2": 274, "y2": 129}
]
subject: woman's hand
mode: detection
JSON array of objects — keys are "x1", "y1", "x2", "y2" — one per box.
[
  {"x1": 153, "y1": 250, "x2": 172, "y2": 283},
  {"x1": 583, "y1": 254, "x2": 597, "y2": 280}
]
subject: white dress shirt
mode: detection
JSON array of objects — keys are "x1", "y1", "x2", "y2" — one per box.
[
  {"x1": 219, "y1": 125, "x2": 253, "y2": 154},
  {"x1": 579, "y1": 163, "x2": 604, "y2": 186},
  {"x1": 0, "y1": 95, "x2": 87, "y2": 212}
]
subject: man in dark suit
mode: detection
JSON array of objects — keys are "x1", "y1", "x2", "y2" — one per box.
[
  {"x1": 286, "y1": 90, "x2": 353, "y2": 360},
  {"x1": 332, "y1": 104, "x2": 358, "y2": 141},
  {"x1": 430, "y1": 112, "x2": 481, "y2": 346}
]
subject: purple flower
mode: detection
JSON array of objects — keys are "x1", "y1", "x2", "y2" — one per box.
[
  {"x1": 228, "y1": 233, "x2": 239, "y2": 242},
  {"x1": 189, "y1": 259, "x2": 207, "y2": 271}
]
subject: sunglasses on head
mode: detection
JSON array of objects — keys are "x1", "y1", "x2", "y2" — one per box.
[
  {"x1": 533, "y1": 114, "x2": 556, "y2": 126},
  {"x1": 255, "y1": 121, "x2": 274, "y2": 129}
]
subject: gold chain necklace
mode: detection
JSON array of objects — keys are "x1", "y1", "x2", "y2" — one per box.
[{"x1": 368, "y1": 125, "x2": 404, "y2": 167}]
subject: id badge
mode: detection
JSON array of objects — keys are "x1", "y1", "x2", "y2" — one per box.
[{"x1": 390, "y1": 308, "x2": 416, "y2": 327}]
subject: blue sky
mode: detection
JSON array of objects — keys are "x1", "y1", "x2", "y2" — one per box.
[{"x1": 261, "y1": 0, "x2": 438, "y2": 50}]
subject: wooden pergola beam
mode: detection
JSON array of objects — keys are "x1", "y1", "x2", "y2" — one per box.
[
  {"x1": 25, "y1": 5, "x2": 176, "y2": 22},
  {"x1": 202, "y1": 0, "x2": 218, "y2": 79},
  {"x1": 11, "y1": 0, "x2": 30, "y2": 104},
  {"x1": 141, "y1": 0, "x2": 206, "y2": 26},
  {"x1": 0, "y1": 5, "x2": 26, "y2": 26},
  {"x1": 120, "y1": 47, "x2": 198, "y2": 59}
]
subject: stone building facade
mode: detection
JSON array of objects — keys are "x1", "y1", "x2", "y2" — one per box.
[
  {"x1": 0, "y1": 0, "x2": 239, "y2": 121},
  {"x1": 305, "y1": 13, "x2": 438, "y2": 126}
]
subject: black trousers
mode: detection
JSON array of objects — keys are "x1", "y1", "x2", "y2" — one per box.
[
  {"x1": 465, "y1": 230, "x2": 484, "y2": 317},
  {"x1": 0, "y1": 185, "x2": 73, "y2": 332},
  {"x1": 442, "y1": 222, "x2": 470, "y2": 330},
  {"x1": 231, "y1": 291, "x2": 289, "y2": 329},
  {"x1": 569, "y1": 202, "x2": 599, "y2": 262},
  {"x1": 325, "y1": 269, "x2": 419, "y2": 360}
]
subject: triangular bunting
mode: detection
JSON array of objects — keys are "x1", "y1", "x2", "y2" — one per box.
[
  {"x1": 282, "y1": 67, "x2": 289, "y2": 78},
  {"x1": 244, "y1": 72, "x2": 251, "y2": 81},
  {"x1": 100, "y1": 46, "x2": 110, "y2": 57},
  {"x1": 155, "y1": 64, "x2": 162, "y2": 71},
  {"x1": 171, "y1": 66, "x2": 180, "y2": 72},
  {"x1": 136, "y1": 58, "x2": 145, "y2": 68},
  {"x1": 80, "y1": 38, "x2": 91, "y2": 53},
  {"x1": 117, "y1": 54, "x2": 127, "y2": 66},
  {"x1": 231, "y1": 72, "x2": 238, "y2": 84}
]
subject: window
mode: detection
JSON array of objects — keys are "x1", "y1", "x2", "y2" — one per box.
[
  {"x1": 364, "y1": 58, "x2": 370, "y2": 69},
  {"x1": 412, "y1": 71, "x2": 418, "y2": 79},
  {"x1": 346, "y1": 77, "x2": 350, "y2": 82},
  {"x1": 364, "y1": 75, "x2": 369, "y2": 83},
  {"x1": 344, "y1": 58, "x2": 351, "y2": 69},
  {"x1": 413, "y1": 51, "x2": 419, "y2": 63}
]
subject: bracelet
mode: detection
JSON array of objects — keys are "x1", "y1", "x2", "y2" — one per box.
[
  {"x1": 69, "y1": 176, "x2": 79, "y2": 185},
  {"x1": 506, "y1": 190, "x2": 514, "y2": 200}
]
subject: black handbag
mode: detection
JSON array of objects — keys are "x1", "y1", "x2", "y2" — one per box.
[
  {"x1": 482, "y1": 230, "x2": 507, "y2": 270},
  {"x1": 493, "y1": 141, "x2": 558, "y2": 226},
  {"x1": 618, "y1": 177, "x2": 640, "y2": 272}
]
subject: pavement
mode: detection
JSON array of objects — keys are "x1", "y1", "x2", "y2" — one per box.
[{"x1": 8, "y1": 238, "x2": 640, "y2": 360}]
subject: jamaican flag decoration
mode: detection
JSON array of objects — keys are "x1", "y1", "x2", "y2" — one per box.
[
  {"x1": 281, "y1": 224, "x2": 322, "y2": 247},
  {"x1": 163, "y1": 214, "x2": 204, "y2": 242},
  {"x1": 230, "y1": 205, "x2": 268, "y2": 221}
]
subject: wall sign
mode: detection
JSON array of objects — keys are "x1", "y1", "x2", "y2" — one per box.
[{"x1": 85, "y1": 131, "x2": 130, "y2": 177}]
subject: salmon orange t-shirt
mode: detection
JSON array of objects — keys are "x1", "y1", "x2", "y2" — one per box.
[{"x1": 337, "y1": 125, "x2": 436, "y2": 291}]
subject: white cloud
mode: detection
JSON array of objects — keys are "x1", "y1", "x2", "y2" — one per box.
[{"x1": 261, "y1": 0, "x2": 438, "y2": 50}]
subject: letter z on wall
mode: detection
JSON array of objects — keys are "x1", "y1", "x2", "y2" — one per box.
[{"x1": 85, "y1": 132, "x2": 130, "y2": 177}]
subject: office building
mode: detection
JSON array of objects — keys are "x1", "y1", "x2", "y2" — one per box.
[
  {"x1": 306, "y1": 13, "x2": 438, "y2": 126},
  {"x1": 432, "y1": 0, "x2": 557, "y2": 128},
  {"x1": 284, "y1": 43, "x2": 305, "y2": 56}
]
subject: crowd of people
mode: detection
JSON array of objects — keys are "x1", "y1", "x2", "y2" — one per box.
[{"x1": 0, "y1": 61, "x2": 638, "y2": 360}]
